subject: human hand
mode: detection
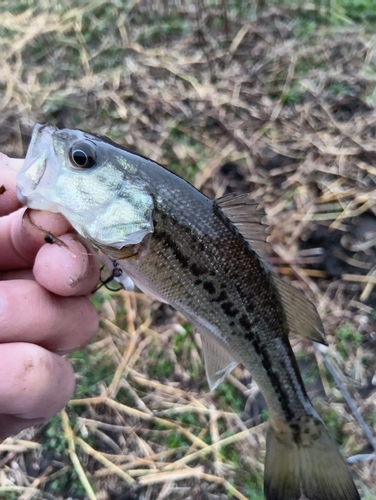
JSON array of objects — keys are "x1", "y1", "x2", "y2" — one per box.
[{"x1": 0, "y1": 152, "x2": 100, "y2": 440}]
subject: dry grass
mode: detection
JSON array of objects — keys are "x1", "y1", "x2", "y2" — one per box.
[{"x1": 0, "y1": 1, "x2": 376, "y2": 499}]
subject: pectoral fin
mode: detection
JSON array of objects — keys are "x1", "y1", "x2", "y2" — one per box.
[{"x1": 201, "y1": 334, "x2": 238, "y2": 391}]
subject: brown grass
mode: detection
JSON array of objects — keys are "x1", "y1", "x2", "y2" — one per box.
[{"x1": 0, "y1": 1, "x2": 375, "y2": 499}]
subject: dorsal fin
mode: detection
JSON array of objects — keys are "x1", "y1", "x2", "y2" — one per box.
[
  {"x1": 271, "y1": 272, "x2": 327, "y2": 345},
  {"x1": 216, "y1": 193, "x2": 327, "y2": 346},
  {"x1": 216, "y1": 193, "x2": 270, "y2": 261}
]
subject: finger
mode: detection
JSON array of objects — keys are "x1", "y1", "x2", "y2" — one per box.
[
  {"x1": 0, "y1": 343, "x2": 75, "y2": 419},
  {"x1": 33, "y1": 234, "x2": 100, "y2": 297},
  {"x1": 0, "y1": 208, "x2": 72, "y2": 270},
  {"x1": 0, "y1": 414, "x2": 48, "y2": 441},
  {"x1": 0, "y1": 269, "x2": 34, "y2": 280},
  {"x1": 0, "y1": 154, "x2": 24, "y2": 216},
  {"x1": 0, "y1": 280, "x2": 99, "y2": 354}
]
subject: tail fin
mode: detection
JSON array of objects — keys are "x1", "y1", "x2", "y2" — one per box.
[{"x1": 264, "y1": 419, "x2": 360, "y2": 500}]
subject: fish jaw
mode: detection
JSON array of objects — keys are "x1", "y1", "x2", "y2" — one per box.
[{"x1": 16, "y1": 124, "x2": 62, "y2": 211}]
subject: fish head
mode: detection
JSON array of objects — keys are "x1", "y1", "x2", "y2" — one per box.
[{"x1": 17, "y1": 124, "x2": 154, "y2": 250}]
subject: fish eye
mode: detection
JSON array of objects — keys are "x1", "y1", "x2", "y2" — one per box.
[{"x1": 69, "y1": 143, "x2": 96, "y2": 168}]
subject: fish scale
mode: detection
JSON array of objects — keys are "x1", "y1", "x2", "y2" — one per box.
[
  {"x1": 16, "y1": 123, "x2": 361, "y2": 500},
  {"x1": 128, "y1": 196, "x2": 308, "y2": 422}
]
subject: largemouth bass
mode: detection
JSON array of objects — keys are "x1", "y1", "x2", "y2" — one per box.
[{"x1": 16, "y1": 124, "x2": 360, "y2": 500}]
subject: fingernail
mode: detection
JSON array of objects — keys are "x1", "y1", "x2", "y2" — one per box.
[{"x1": 0, "y1": 296, "x2": 3, "y2": 314}]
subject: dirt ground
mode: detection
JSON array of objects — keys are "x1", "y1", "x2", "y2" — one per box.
[{"x1": 0, "y1": 1, "x2": 375, "y2": 499}]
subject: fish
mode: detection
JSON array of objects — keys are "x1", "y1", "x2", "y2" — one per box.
[{"x1": 16, "y1": 123, "x2": 360, "y2": 500}]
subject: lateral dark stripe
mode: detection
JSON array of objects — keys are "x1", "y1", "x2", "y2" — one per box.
[
  {"x1": 190, "y1": 262, "x2": 206, "y2": 276},
  {"x1": 221, "y1": 301, "x2": 239, "y2": 318},
  {"x1": 154, "y1": 229, "x2": 189, "y2": 268},
  {"x1": 152, "y1": 201, "x2": 303, "y2": 421},
  {"x1": 203, "y1": 281, "x2": 216, "y2": 294},
  {"x1": 252, "y1": 334, "x2": 295, "y2": 421}
]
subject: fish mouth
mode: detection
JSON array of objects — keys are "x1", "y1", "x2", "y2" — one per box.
[
  {"x1": 16, "y1": 185, "x2": 28, "y2": 205},
  {"x1": 16, "y1": 123, "x2": 58, "y2": 207}
]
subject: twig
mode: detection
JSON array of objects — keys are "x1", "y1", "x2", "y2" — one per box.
[
  {"x1": 315, "y1": 345, "x2": 376, "y2": 453},
  {"x1": 163, "y1": 422, "x2": 267, "y2": 471},
  {"x1": 61, "y1": 409, "x2": 97, "y2": 500},
  {"x1": 342, "y1": 274, "x2": 376, "y2": 285},
  {"x1": 359, "y1": 266, "x2": 376, "y2": 302},
  {"x1": 75, "y1": 436, "x2": 135, "y2": 484},
  {"x1": 347, "y1": 453, "x2": 376, "y2": 464}
]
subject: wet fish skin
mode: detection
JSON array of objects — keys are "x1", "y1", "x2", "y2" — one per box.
[
  {"x1": 16, "y1": 124, "x2": 360, "y2": 500},
  {"x1": 121, "y1": 184, "x2": 311, "y2": 422}
]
